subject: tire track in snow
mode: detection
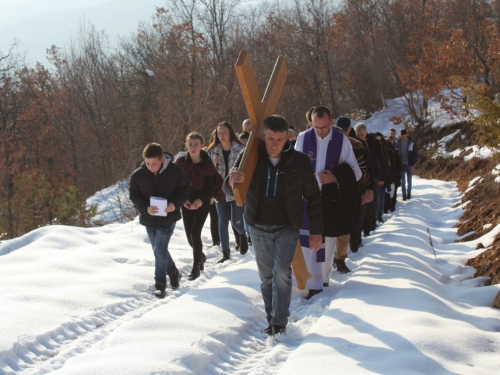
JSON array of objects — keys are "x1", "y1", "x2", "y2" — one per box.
[{"x1": 0, "y1": 245, "x2": 231, "y2": 375}]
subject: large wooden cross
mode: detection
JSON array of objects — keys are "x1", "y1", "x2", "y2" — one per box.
[
  {"x1": 233, "y1": 51, "x2": 310, "y2": 290},
  {"x1": 232, "y1": 51, "x2": 287, "y2": 206}
]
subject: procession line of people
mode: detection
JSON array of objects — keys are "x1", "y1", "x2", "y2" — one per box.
[{"x1": 129, "y1": 108, "x2": 418, "y2": 334}]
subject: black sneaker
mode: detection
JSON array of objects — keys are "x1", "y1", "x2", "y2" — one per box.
[
  {"x1": 187, "y1": 264, "x2": 200, "y2": 281},
  {"x1": 154, "y1": 282, "x2": 166, "y2": 299},
  {"x1": 217, "y1": 249, "x2": 230, "y2": 263},
  {"x1": 350, "y1": 237, "x2": 359, "y2": 253},
  {"x1": 168, "y1": 269, "x2": 182, "y2": 289},
  {"x1": 334, "y1": 258, "x2": 351, "y2": 274},
  {"x1": 305, "y1": 289, "x2": 322, "y2": 300},
  {"x1": 263, "y1": 324, "x2": 272, "y2": 335},
  {"x1": 239, "y1": 234, "x2": 248, "y2": 255},
  {"x1": 154, "y1": 289, "x2": 166, "y2": 299},
  {"x1": 200, "y1": 253, "x2": 207, "y2": 271},
  {"x1": 272, "y1": 324, "x2": 286, "y2": 336}
]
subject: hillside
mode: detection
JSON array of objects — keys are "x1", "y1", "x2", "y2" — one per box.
[{"x1": 414, "y1": 122, "x2": 500, "y2": 298}]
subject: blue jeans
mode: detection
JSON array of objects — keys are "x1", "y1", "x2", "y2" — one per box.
[
  {"x1": 146, "y1": 223, "x2": 176, "y2": 285},
  {"x1": 378, "y1": 185, "x2": 385, "y2": 215},
  {"x1": 216, "y1": 199, "x2": 246, "y2": 250},
  {"x1": 401, "y1": 165, "x2": 413, "y2": 198},
  {"x1": 249, "y1": 224, "x2": 299, "y2": 326}
]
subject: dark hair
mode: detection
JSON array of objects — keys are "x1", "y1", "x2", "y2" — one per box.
[
  {"x1": 263, "y1": 115, "x2": 289, "y2": 133},
  {"x1": 401, "y1": 129, "x2": 408, "y2": 135},
  {"x1": 311, "y1": 106, "x2": 332, "y2": 120},
  {"x1": 185, "y1": 131, "x2": 204, "y2": 144},
  {"x1": 238, "y1": 131, "x2": 250, "y2": 140},
  {"x1": 142, "y1": 143, "x2": 163, "y2": 159},
  {"x1": 205, "y1": 121, "x2": 241, "y2": 152},
  {"x1": 389, "y1": 128, "x2": 396, "y2": 132},
  {"x1": 335, "y1": 116, "x2": 351, "y2": 131}
]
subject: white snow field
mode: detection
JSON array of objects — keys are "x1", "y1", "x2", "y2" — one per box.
[{"x1": 1, "y1": 176, "x2": 499, "y2": 375}]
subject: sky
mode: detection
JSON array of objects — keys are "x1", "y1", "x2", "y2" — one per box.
[
  {"x1": 0, "y1": 0, "x2": 170, "y2": 65},
  {"x1": 1, "y1": 96, "x2": 500, "y2": 374},
  {"x1": 0, "y1": 0, "x2": 262, "y2": 66}
]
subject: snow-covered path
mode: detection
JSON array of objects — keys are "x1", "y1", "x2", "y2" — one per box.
[{"x1": 1, "y1": 177, "x2": 499, "y2": 375}]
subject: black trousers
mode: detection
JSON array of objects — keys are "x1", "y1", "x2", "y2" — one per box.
[
  {"x1": 182, "y1": 200, "x2": 211, "y2": 264},
  {"x1": 209, "y1": 201, "x2": 220, "y2": 244}
]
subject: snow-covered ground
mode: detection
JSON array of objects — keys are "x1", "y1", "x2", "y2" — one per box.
[
  {"x1": 1, "y1": 176, "x2": 500, "y2": 374},
  {"x1": 359, "y1": 89, "x2": 498, "y2": 164}
]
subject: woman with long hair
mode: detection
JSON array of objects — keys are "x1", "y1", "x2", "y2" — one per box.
[
  {"x1": 175, "y1": 132, "x2": 224, "y2": 280},
  {"x1": 206, "y1": 121, "x2": 248, "y2": 262}
]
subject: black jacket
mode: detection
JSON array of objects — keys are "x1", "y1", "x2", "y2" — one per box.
[
  {"x1": 396, "y1": 136, "x2": 418, "y2": 167},
  {"x1": 223, "y1": 141, "x2": 323, "y2": 234},
  {"x1": 322, "y1": 163, "x2": 359, "y2": 237},
  {"x1": 129, "y1": 152, "x2": 191, "y2": 228}
]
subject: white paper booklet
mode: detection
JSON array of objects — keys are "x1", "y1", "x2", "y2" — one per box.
[{"x1": 150, "y1": 196, "x2": 168, "y2": 217}]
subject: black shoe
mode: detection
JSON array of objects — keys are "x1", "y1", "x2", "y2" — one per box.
[
  {"x1": 168, "y1": 269, "x2": 182, "y2": 289},
  {"x1": 212, "y1": 241, "x2": 220, "y2": 247},
  {"x1": 235, "y1": 232, "x2": 240, "y2": 251},
  {"x1": 239, "y1": 234, "x2": 248, "y2": 255},
  {"x1": 408, "y1": 192, "x2": 411, "y2": 199},
  {"x1": 154, "y1": 282, "x2": 166, "y2": 298},
  {"x1": 377, "y1": 214, "x2": 384, "y2": 223},
  {"x1": 334, "y1": 258, "x2": 351, "y2": 274},
  {"x1": 305, "y1": 289, "x2": 322, "y2": 300},
  {"x1": 323, "y1": 283, "x2": 329, "y2": 287},
  {"x1": 272, "y1": 324, "x2": 286, "y2": 336},
  {"x1": 263, "y1": 324, "x2": 273, "y2": 335},
  {"x1": 200, "y1": 253, "x2": 207, "y2": 271},
  {"x1": 350, "y1": 237, "x2": 359, "y2": 253},
  {"x1": 187, "y1": 264, "x2": 200, "y2": 281},
  {"x1": 247, "y1": 232, "x2": 252, "y2": 245},
  {"x1": 217, "y1": 249, "x2": 230, "y2": 263}
]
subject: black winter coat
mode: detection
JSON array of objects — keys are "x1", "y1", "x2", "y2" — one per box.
[
  {"x1": 223, "y1": 141, "x2": 323, "y2": 234},
  {"x1": 322, "y1": 163, "x2": 359, "y2": 237},
  {"x1": 129, "y1": 152, "x2": 191, "y2": 228}
]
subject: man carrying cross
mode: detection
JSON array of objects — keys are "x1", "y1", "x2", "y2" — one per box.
[
  {"x1": 295, "y1": 106, "x2": 362, "y2": 299},
  {"x1": 224, "y1": 115, "x2": 323, "y2": 336}
]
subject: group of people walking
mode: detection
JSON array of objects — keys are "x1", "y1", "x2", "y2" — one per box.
[{"x1": 128, "y1": 108, "x2": 418, "y2": 335}]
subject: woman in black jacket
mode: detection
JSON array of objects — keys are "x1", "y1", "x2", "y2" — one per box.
[{"x1": 176, "y1": 132, "x2": 224, "y2": 280}]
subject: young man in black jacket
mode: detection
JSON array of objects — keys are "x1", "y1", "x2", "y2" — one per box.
[
  {"x1": 129, "y1": 143, "x2": 191, "y2": 298},
  {"x1": 396, "y1": 129, "x2": 418, "y2": 200},
  {"x1": 225, "y1": 115, "x2": 323, "y2": 336}
]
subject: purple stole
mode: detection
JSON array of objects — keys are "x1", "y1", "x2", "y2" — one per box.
[{"x1": 299, "y1": 127, "x2": 344, "y2": 261}]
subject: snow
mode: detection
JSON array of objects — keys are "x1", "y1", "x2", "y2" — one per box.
[
  {"x1": 1, "y1": 177, "x2": 500, "y2": 374},
  {"x1": 86, "y1": 180, "x2": 134, "y2": 224},
  {"x1": 492, "y1": 164, "x2": 500, "y2": 183},
  {"x1": 357, "y1": 89, "x2": 468, "y2": 137},
  {"x1": 356, "y1": 88, "x2": 498, "y2": 163}
]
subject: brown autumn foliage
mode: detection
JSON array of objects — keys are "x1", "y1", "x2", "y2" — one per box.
[{"x1": 1, "y1": 0, "x2": 500, "y2": 239}]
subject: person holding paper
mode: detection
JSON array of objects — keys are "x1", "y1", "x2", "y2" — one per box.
[
  {"x1": 175, "y1": 132, "x2": 224, "y2": 281},
  {"x1": 129, "y1": 143, "x2": 191, "y2": 298}
]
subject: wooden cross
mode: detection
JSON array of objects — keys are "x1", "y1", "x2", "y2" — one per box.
[
  {"x1": 233, "y1": 51, "x2": 287, "y2": 206},
  {"x1": 233, "y1": 51, "x2": 311, "y2": 290}
]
